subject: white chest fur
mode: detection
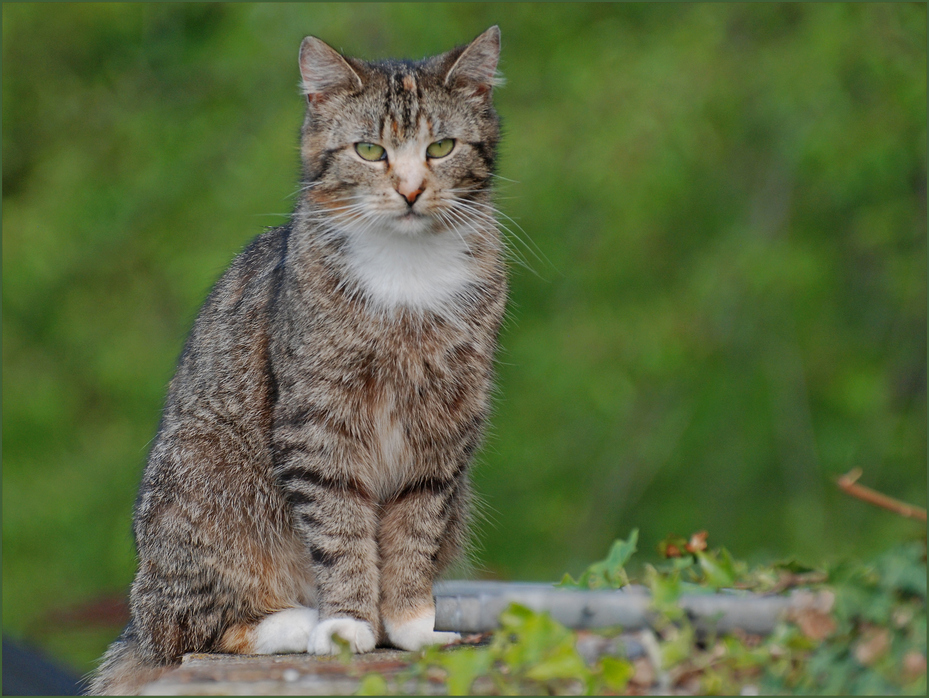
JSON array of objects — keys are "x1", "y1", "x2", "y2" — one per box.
[
  {"x1": 367, "y1": 393, "x2": 414, "y2": 501},
  {"x1": 341, "y1": 227, "x2": 475, "y2": 316}
]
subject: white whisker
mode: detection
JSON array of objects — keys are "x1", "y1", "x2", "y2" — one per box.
[
  {"x1": 435, "y1": 210, "x2": 474, "y2": 257},
  {"x1": 490, "y1": 173, "x2": 520, "y2": 184},
  {"x1": 465, "y1": 202, "x2": 552, "y2": 272},
  {"x1": 441, "y1": 203, "x2": 539, "y2": 277},
  {"x1": 448, "y1": 199, "x2": 549, "y2": 277}
]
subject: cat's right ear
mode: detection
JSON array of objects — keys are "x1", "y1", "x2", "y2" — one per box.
[
  {"x1": 443, "y1": 26, "x2": 503, "y2": 98},
  {"x1": 299, "y1": 36, "x2": 363, "y2": 104}
]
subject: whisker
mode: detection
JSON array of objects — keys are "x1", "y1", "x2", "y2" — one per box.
[
  {"x1": 490, "y1": 173, "x2": 520, "y2": 184},
  {"x1": 448, "y1": 202, "x2": 532, "y2": 261},
  {"x1": 435, "y1": 209, "x2": 474, "y2": 257},
  {"x1": 451, "y1": 199, "x2": 556, "y2": 276},
  {"x1": 443, "y1": 203, "x2": 538, "y2": 276},
  {"x1": 287, "y1": 181, "x2": 325, "y2": 199}
]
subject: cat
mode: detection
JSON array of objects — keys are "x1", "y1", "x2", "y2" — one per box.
[{"x1": 87, "y1": 26, "x2": 507, "y2": 695}]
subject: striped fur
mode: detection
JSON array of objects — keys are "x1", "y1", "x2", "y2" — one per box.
[{"x1": 87, "y1": 26, "x2": 506, "y2": 695}]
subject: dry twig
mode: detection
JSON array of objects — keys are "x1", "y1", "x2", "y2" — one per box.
[{"x1": 836, "y1": 469, "x2": 927, "y2": 522}]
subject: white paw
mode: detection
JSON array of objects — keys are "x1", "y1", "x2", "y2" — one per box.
[
  {"x1": 253, "y1": 607, "x2": 319, "y2": 654},
  {"x1": 308, "y1": 618, "x2": 376, "y2": 655},
  {"x1": 385, "y1": 609, "x2": 461, "y2": 652}
]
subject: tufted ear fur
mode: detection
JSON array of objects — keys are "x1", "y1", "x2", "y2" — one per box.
[
  {"x1": 298, "y1": 36, "x2": 363, "y2": 102},
  {"x1": 443, "y1": 26, "x2": 503, "y2": 96}
]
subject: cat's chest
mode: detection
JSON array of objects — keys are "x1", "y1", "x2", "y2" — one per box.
[
  {"x1": 341, "y1": 228, "x2": 475, "y2": 316},
  {"x1": 353, "y1": 326, "x2": 487, "y2": 498}
]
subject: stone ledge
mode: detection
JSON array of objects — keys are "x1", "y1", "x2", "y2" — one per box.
[{"x1": 141, "y1": 650, "x2": 434, "y2": 696}]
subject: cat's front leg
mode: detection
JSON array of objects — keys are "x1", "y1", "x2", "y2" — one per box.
[
  {"x1": 378, "y1": 481, "x2": 465, "y2": 651},
  {"x1": 277, "y1": 462, "x2": 381, "y2": 655}
]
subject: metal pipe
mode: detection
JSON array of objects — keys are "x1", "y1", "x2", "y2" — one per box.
[{"x1": 434, "y1": 581, "x2": 819, "y2": 635}]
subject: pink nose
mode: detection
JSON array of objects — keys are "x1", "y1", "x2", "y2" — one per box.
[{"x1": 397, "y1": 183, "x2": 424, "y2": 205}]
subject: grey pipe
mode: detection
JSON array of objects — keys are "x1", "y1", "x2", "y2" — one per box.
[{"x1": 433, "y1": 581, "x2": 818, "y2": 635}]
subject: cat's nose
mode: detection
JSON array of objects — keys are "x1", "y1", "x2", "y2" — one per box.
[{"x1": 397, "y1": 182, "x2": 424, "y2": 206}]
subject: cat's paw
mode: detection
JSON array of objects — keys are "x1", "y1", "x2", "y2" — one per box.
[
  {"x1": 253, "y1": 607, "x2": 319, "y2": 654},
  {"x1": 384, "y1": 610, "x2": 461, "y2": 652},
  {"x1": 308, "y1": 618, "x2": 376, "y2": 655}
]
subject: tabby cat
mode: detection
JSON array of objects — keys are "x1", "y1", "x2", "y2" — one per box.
[{"x1": 88, "y1": 26, "x2": 507, "y2": 695}]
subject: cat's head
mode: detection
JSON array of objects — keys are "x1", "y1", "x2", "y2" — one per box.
[{"x1": 297, "y1": 27, "x2": 502, "y2": 239}]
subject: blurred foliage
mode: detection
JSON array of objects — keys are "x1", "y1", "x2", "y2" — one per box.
[
  {"x1": 365, "y1": 535, "x2": 927, "y2": 695},
  {"x1": 426, "y1": 603, "x2": 632, "y2": 695},
  {"x1": 2, "y1": 2, "x2": 925, "y2": 673},
  {"x1": 558, "y1": 528, "x2": 639, "y2": 590},
  {"x1": 387, "y1": 602, "x2": 635, "y2": 695}
]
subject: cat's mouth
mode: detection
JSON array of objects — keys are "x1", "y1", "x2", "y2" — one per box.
[
  {"x1": 399, "y1": 210, "x2": 426, "y2": 220},
  {"x1": 388, "y1": 209, "x2": 436, "y2": 236}
]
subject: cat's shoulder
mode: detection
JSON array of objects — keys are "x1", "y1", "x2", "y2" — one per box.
[
  {"x1": 232, "y1": 224, "x2": 291, "y2": 274},
  {"x1": 201, "y1": 225, "x2": 292, "y2": 316}
]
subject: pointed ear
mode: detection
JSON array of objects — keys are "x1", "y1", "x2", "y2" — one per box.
[
  {"x1": 444, "y1": 26, "x2": 503, "y2": 95},
  {"x1": 298, "y1": 36, "x2": 363, "y2": 102}
]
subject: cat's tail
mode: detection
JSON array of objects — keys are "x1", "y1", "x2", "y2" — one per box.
[{"x1": 84, "y1": 623, "x2": 171, "y2": 696}]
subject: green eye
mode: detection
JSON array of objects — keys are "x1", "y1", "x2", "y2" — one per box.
[
  {"x1": 426, "y1": 139, "x2": 455, "y2": 159},
  {"x1": 355, "y1": 142, "x2": 386, "y2": 161}
]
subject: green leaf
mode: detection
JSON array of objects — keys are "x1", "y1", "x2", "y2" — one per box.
[
  {"x1": 355, "y1": 673, "x2": 390, "y2": 696},
  {"x1": 665, "y1": 555, "x2": 698, "y2": 573},
  {"x1": 557, "y1": 530, "x2": 639, "y2": 590},
  {"x1": 660, "y1": 623, "x2": 695, "y2": 669},
  {"x1": 498, "y1": 601, "x2": 542, "y2": 630},
  {"x1": 599, "y1": 655, "x2": 634, "y2": 692},
  {"x1": 438, "y1": 648, "x2": 494, "y2": 696},
  {"x1": 695, "y1": 549, "x2": 737, "y2": 589},
  {"x1": 332, "y1": 633, "x2": 353, "y2": 664},
  {"x1": 647, "y1": 564, "x2": 685, "y2": 619},
  {"x1": 605, "y1": 529, "x2": 639, "y2": 569},
  {"x1": 499, "y1": 604, "x2": 572, "y2": 669},
  {"x1": 524, "y1": 638, "x2": 588, "y2": 682}
]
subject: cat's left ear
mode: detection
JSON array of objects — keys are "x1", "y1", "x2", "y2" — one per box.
[
  {"x1": 443, "y1": 26, "x2": 503, "y2": 98},
  {"x1": 299, "y1": 36, "x2": 364, "y2": 103}
]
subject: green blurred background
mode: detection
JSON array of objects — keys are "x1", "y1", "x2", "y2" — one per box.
[{"x1": 3, "y1": 2, "x2": 926, "y2": 674}]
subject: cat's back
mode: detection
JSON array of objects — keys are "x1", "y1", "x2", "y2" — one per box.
[
  {"x1": 181, "y1": 225, "x2": 289, "y2": 362},
  {"x1": 137, "y1": 225, "x2": 293, "y2": 530},
  {"x1": 160, "y1": 226, "x2": 290, "y2": 417}
]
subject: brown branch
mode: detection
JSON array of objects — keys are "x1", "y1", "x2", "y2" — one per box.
[{"x1": 836, "y1": 468, "x2": 927, "y2": 522}]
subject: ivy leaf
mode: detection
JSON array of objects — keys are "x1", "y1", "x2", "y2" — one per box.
[
  {"x1": 332, "y1": 633, "x2": 353, "y2": 664},
  {"x1": 355, "y1": 673, "x2": 389, "y2": 695},
  {"x1": 556, "y1": 529, "x2": 638, "y2": 590},
  {"x1": 661, "y1": 623, "x2": 696, "y2": 669},
  {"x1": 437, "y1": 648, "x2": 494, "y2": 696},
  {"x1": 647, "y1": 564, "x2": 686, "y2": 620},
  {"x1": 695, "y1": 549, "x2": 737, "y2": 589},
  {"x1": 666, "y1": 555, "x2": 698, "y2": 573},
  {"x1": 524, "y1": 637, "x2": 588, "y2": 682},
  {"x1": 604, "y1": 529, "x2": 639, "y2": 570},
  {"x1": 499, "y1": 603, "x2": 572, "y2": 669},
  {"x1": 599, "y1": 655, "x2": 634, "y2": 692}
]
